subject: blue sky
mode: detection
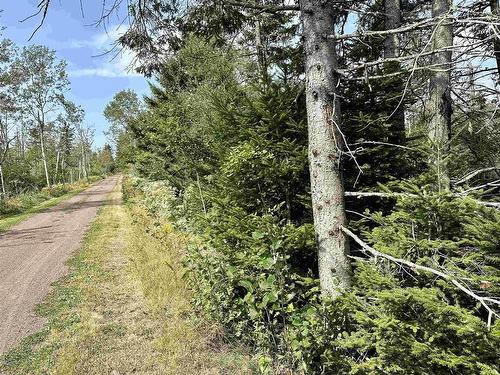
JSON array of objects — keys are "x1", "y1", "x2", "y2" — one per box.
[{"x1": 0, "y1": 0, "x2": 151, "y2": 148}]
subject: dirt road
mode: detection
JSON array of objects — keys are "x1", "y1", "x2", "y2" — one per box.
[{"x1": 0, "y1": 176, "x2": 119, "y2": 355}]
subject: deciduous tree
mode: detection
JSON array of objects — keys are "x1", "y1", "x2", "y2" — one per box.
[{"x1": 15, "y1": 45, "x2": 69, "y2": 187}]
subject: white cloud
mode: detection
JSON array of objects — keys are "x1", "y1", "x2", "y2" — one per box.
[
  {"x1": 69, "y1": 67, "x2": 128, "y2": 78},
  {"x1": 69, "y1": 25, "x2": 128, "y2": 49},
  {"x1": 69, "y1": 52, "x2": 140, "y2": 78},
  {"x1": 68, "y1": 26, "x2": 140, "y2": 78}
]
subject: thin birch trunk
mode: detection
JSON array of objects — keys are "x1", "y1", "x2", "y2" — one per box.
[
  {"x1": 81, "y1": 138, "x2": 88, "y2": 180},
  {"x1": 300, "y1": 0, "x2": 351, "y2": 298},
  {"x1": 54, "y1": 149, "x2": 60, "y2": 185},
  {"x1": 61, "y1": 156, "x2": 66, "y2": 183},
  {"x1": 255, "y1": 17, "x2": 269, "y2": 85},
  {"x1": 39, "y1": 127, "x2": 51, "y2": 188},
  {"x1": 0, "y1": 164, "x2": 5, "y2": 197}
]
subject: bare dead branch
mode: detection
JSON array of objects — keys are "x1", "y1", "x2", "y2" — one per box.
[
  {"x1": 345, "y1": 191, "x2": 414, "y2": 198},
  {"x1": 345, "y1": 191, "x2": 500, "y2": 209},
  {"x1": 22, "y1": 0, "x2": 51, "y2": 41},
  {"x1": 331, "y1": 15, "x2": 500, "y2": 41},
  {"x1": 348, "y1": 141, "x2": 419, "y2": 153},
  {"x1": 223, "y1": 0, "x2": 300, "y2": 12},
  {"x1": 330, "y1": 17, "x2": 436, "y2": 41},
  {"x1": 454, "y1": 167, "x2": 500, "y2": 185},
  {"x1": 460, "y1": 179, "x2": 500, "y2": 194}
]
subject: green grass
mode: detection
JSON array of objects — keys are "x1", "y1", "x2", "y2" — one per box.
[
  {"x1": 0, "y1": 198, "x2": 111, "y2": 375},
  {"x1": 0, "y1": 177, "x2": 257, "y2": 375},
  {"x1": 0, "y1": 188, "x2": 87, "y2": 233}
]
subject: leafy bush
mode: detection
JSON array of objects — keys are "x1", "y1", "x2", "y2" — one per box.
[
  {"x1": 0, "y1": 178, "x2": 103, "y2": 218},
  {"x1": 0, "y1": 193, "x2": 46, "y2": 215},
  {"x1": 121, "y1": 36, "x2": 499, "y2": 375},
  {"x1": 126, "y1": 176, "x2": 500, "y2": 374},
  {"x1": 41, "y1": 184, "x2": 71, "y2": 197}
]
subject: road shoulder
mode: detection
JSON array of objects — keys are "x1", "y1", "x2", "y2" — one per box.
[{"x1": 1, "y1": 177, "x2": 256, "y2": 375}]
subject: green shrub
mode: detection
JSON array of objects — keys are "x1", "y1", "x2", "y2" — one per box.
[
  {"x1": 127, "y1": 176, "x2": 500, "y2": 374},
  {"x1": 0, "y1": 192, "x2": 47, "y2": 216},
  {"x1": 0, "y1": 178, "x2": 103, "y2": 218},
  {"x1": 119, "y1": 34, "x2": 500, "y2": 375},
  {"x1": 41, "y1": 184, "x2": 71, "y2": 197}
]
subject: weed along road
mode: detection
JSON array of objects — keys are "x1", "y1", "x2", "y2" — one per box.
[{"x1": 0, "y1": 176, "x2": 119, "y2": 355}]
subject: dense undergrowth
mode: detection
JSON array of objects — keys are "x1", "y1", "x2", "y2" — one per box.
[
  {"x1": 125, "y1": 175, "x2": 500, "y2": 374},
  {"x1": 0, "y1": 176, "x2": 102, "y2": 218},
  {"x1": 1, "y1": 177, "x2": 255, "y2": 375},
  {"x1": 112, "y1": 36, "x2": 499, "y2": 374}
]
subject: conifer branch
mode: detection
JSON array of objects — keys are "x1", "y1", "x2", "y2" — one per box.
[
  {"x1": 345, "y1": 191, "x2": 500, "y2": 209},
  {"x1": 341, "y1": 226, "x2": 500, "y2": 328}
]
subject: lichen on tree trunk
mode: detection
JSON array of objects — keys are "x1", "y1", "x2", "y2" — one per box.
[
  {"x1": 301, "y1": 0, "x2": 351, "y2": 298},
  {"x1": 428, "y1": 0, "x2": 453, "y2": 191}
]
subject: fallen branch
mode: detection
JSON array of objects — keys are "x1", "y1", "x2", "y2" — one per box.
[{"x1": 341, "y1": 226, "x2": 500, "y2": 328}]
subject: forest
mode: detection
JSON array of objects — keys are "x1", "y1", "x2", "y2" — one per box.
[
  {"x1": 0, "y1": 38, "x2": 113, "y2": 215},
  {"x1": 2, "y1": 0, "x2": 500, "y2": 373}
]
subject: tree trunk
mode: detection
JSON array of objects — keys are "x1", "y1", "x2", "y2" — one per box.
[
  {"x1": 384, "y1": 0, "x2": 406, "y2": 145},
  {"x1": 61, "y1": 156, "x2": 66, "y2": 183},
  {"x1": 81, "y1": 141, "x2": 88, "y2": 180},
  {"x1": 54, "y1": 149, "x2": 60, "y2": 185},
  {"x1": 300, "y1": 0, "x2": 351, "y2": 298},
  {"x1": 0, "y1": 164, "x2": 5, "y2": 198},
  {"x1": 428, "y1": 0, "x2": 453, "y2": 191},
  {"x1": 39, "y1": 127, "x2": 51, "y2": 188},
  {"x1": 490, "y1": 0, "x2": 500, "y2": 79},
  {"x1": 83, "y1": 151, "x2": 88, "y2": 179},
  {"x1": 383, "y1": 0, "x2": 401, "y2": 59},
  {"x1": 255, "y1": 17, "x2": 269, "y2": 85}
]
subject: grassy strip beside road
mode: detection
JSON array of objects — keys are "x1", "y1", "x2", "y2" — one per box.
[{"x1": 0, "y1": 177, "x2": 256, "y2": 374}]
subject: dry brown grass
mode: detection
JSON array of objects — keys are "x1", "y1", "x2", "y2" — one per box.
[{"x1": 124, "y1": 203, "x2": 256, "y2": 375}]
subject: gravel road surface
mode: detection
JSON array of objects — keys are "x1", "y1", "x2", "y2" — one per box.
[{"x1": 0, "y1": 176, "x2": 119, "y2": 355}]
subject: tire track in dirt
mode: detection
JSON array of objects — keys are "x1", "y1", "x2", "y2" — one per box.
[{"x1": 0, "y1": 176, "x2": 119, "y2": 354}]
